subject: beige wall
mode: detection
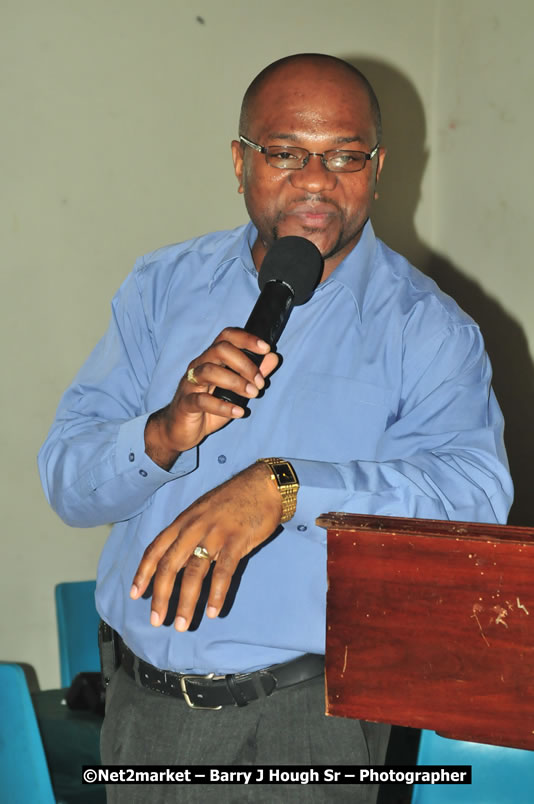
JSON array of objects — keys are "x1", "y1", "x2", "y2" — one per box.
[{"x1": 2, "y1": 0, "x2": 532, "y2": 688}]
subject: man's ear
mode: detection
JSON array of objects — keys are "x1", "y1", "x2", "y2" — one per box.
[
  {"x1": 376, "y1": 146, "x2": 386, "y2": 183},
  {"x1": 231, "y1": 140, "x2": 245, "y2": 194},
  {"x1": 374, "y1": 146, "x2": 386, "y2": 199}
]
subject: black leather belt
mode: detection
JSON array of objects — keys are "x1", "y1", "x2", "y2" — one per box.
[{"x1": 118, "y1": 636, "x2": 324, "y2": 709}]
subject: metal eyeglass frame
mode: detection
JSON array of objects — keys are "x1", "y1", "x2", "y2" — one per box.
[{"x1": 239, "y1": 134, "x2": 379, "y2": 173}]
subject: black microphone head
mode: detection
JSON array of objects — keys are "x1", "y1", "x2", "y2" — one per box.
[{"x1": 258, "y1": 236, "x2": 323, "y2": 305}]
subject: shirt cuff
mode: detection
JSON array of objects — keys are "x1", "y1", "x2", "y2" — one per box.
[
  {"x1": 285, "y1": 458, "x2": 351, "y2": 543},
  {"x1": 115, "y1": 413, "x2": 198, "y2": 490}
]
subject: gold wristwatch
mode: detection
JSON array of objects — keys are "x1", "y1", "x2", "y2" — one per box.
[{"x1": 257, "y1": 458, "x2": 299, "y2": 523}]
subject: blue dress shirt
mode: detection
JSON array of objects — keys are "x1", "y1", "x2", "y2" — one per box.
[{"x1": 39, "y1": 221, "x2": 513, "y2": 674}]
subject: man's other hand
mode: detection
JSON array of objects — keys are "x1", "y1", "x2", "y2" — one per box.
[{"x1": 129, "y1": 462, "x2": 282, "y2": 630}]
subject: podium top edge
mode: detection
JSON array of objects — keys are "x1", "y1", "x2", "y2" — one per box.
[{"x1": 316, "y1": 512, "x2": 534, "y2": 544}]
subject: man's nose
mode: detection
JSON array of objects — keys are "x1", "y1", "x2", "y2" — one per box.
[{"x1": 288, "y1": 155, "x2": 337, "y2": 193}]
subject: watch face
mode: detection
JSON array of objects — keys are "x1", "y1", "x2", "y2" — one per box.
[{"x1": 273, "y1": 463, "x2": 296, "y2": 487}]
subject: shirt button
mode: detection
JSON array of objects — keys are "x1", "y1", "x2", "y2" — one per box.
[
  {"x1": 139, "y1": 469, "x2": 148, "y2": 477},
  {"x1": 297, "y1": 525, "x2": 307, "y2": 532},
  {"x1": 217, "y1": 455, "x2": 227, "y2": 464},
  {"x1": 129, "y1": 452, "x2": 135, "y2": 462}
]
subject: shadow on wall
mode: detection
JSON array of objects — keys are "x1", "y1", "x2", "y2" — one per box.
[{"x1": 344, "y1": 57, "x2": 534, "y2": 527}]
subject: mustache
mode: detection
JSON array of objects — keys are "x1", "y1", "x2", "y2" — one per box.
[{"x1": 287, "y1": 195, "x2": 341, "y2": 212}]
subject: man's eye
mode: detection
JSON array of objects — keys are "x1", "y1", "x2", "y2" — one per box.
[
  {"x1": 273, "y1": 150, "x2": 298, "y2": 160},
  {"x1": 332, "y1": 153, "x2": 356, "y2": 165},
  {"x1": 328, "y1": 152, "x2": 365, "y2": 169}
]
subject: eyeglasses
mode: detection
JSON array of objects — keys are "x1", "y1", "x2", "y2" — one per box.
[{"x1": 239, "y1": 135, "x2": 379, "y2": 174}]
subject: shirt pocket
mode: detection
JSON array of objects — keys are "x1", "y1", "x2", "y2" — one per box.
[{"x1": 287, "y1": 373, "x2": 391, "y2": 463}]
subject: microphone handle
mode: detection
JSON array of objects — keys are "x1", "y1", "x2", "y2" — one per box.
[{"x1": 212, "y1": 281, "x2": 294, "y2": 408}]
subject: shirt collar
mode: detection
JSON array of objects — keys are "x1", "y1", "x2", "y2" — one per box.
[
  {"x1": 208, "y1": 223, "x2": 258, "y2": 292},
  {"x1": 209, "y1": 219, "x2": 377, "y2": 323},
  {"x1": 316, "y1": 219, "x2": 377, "y2": 323}
]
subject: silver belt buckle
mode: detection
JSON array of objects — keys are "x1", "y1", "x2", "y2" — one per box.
[{"x1": 179, "y1": 672, "x2": 223, "y2": 710}]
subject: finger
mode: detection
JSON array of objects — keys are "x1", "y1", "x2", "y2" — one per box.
[
  {"x1": 197, "y1": 340, "x2": 270, "y2": 389},
  {"x1": 179, "y1": 388, "x2": 246, "y2": 420},
  {"x1": 258, "y1": 351, "x2": 279, "y2": 378},
  {"x1": 212, "y1": 327, "x2": 272, "y2": 357},
  {"x1": 149, "y1": 535, "x2": 199, "y2": 626},
  {"x1": 174, "y1": 547, "x2": 215, "y2": 632},
  {"x1": 189, "y1": 360, "x2": 265, "y2": 400},
  {"x1": 203, "y1": 547, "x2": 243, "y2": 619},
  {"x1": 130, "y1": 527, "x2": 178, "y2": 600}
]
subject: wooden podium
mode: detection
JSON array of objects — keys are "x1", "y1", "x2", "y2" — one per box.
[{"x1": 317, "y1": 513, "x2": 534, "y2": 750}]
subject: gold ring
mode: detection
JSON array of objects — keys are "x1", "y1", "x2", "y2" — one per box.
[
  {"x1": 193, "y1": 545, "x2": 211, "y2": 561},
  {"x1": 187, "y1": 367, "x2": 199, "y2": 385}
]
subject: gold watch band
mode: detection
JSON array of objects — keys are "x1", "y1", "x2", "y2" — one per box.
[{"x1": 257, "y1": 458, "x2": 299, "y2": 524}]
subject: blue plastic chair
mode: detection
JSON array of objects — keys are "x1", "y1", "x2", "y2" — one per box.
[
  {"x1": 0, "y1": 663, "x2": 56, "y2": 804},
  {"x1": 412, "y1": 729, "x2": 534, "y2": 803},
  {"x1": 55, "y1": 580, "x2": 100, "y2": 687}
]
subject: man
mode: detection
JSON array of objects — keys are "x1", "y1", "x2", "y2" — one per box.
[{"x1": 39, "y1": 54, "x2": 512, "y2": 803}]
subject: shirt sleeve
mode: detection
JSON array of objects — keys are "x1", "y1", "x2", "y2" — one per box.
[
  {"x1": 38, "y1": 263, "x2": 197, "y2": 528},
  {"x1": 285, "y1": 323, "x2": 513, "y2": 543}
]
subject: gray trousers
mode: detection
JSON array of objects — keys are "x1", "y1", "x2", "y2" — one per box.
[{"x1": 100, "y1": 666, "x2": 391, "y2": 803}]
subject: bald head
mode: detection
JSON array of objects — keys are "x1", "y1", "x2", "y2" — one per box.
[
  {"x1": 232, "y1": 52, "x2": 386, "y2": 277},
  {"x1": 239, "y1": 53, "x2": 382, "y2": 144}
]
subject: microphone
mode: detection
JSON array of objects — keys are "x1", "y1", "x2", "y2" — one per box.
[{"x1": 213, "y1": 235, "x2": 323, "y2": 409}]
